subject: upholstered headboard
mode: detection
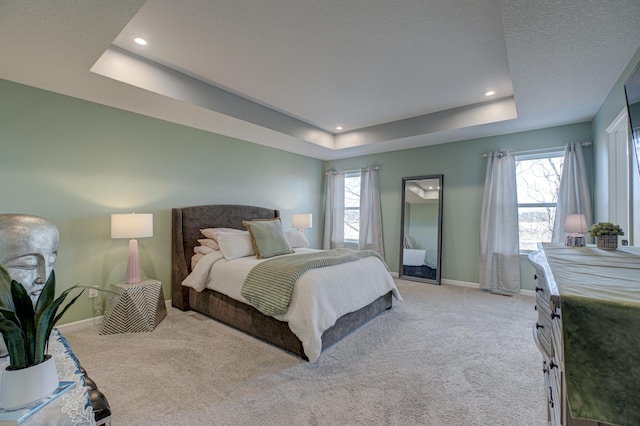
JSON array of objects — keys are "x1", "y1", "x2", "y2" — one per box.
[{"x1": 171, "y1": 204, "x2": 279, "y2": 310}]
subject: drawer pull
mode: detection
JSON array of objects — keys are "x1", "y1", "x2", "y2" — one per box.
[
  {"x1": 549, "y1": 387, "x2": 554, "y2": 407},
  {"x1": 536, "y1": 323, "x2": 544, "y2": 329},
  {"x1": 534, "y1": 305, "x2": 537, "y2": 311},
  {"x1": 535, "y1": 286, "x2": 543, "y2": 293},
  {"x1": 551, "y1": 312, "x2": 560, "y2": 320},
  {"x1": 549, "y1": 361, "x2": 558, "y2": 369},
  {"x1": 534, "y1": 274, "x2": 537, "y2": 280}
]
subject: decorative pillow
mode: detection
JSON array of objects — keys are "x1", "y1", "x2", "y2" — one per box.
[
  {"x1": 285, "y1": 229, "x2": 310, "y2": 248},
  {"x1": 200, "y1": 228, "x2": 246, "y2": 241},
  {"x1": 216, "y1": 232, "x2": 256, "y2": 260},
  {"x1": 194, "y1": 245, "x2": 215, "y2": 255},
  {"x1": 243, "y1": 218, "x2": 293, "y2": 259},
  {"x1": 197, "y1": 238, "x2": 219, "y2": 250}
]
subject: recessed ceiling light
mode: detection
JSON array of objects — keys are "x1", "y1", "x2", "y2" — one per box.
[
  {"x1": 336, "y1": 126, "x2": 343, "y2": 130},
  {"x1": 133, "y1": 37, "x2": 148, "y2": 46},
  {"x1": 485, "y1": 90, "x2": 496, "y2": 96}
]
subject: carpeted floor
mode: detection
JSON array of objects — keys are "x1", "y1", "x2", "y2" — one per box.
[{"x1": 63, "y1": 279, "x2": 546, "y2": 425}]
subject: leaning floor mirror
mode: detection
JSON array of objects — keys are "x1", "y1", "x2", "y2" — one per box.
[{"x1": 399, "y1": 175, "x2": 443, "y2": 284}]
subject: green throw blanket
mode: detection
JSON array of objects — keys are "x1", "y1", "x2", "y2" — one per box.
[{"x1": 241, "y1": 248, "x2": 386, "y2": 316}]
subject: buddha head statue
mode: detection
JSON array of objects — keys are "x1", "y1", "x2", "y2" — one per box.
[{"x1": 0, "y1": 214, "x2": 59, "y2": 306}]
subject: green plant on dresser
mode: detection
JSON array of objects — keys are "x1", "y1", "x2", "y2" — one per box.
[
  {"x1": 0, "y1": 264, "x2": 85, "y2": 371},
  {"x1": 588, "y1": 222, "x2": 624, "y2": 249}
]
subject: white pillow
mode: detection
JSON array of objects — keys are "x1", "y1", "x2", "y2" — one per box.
[
  {"x1": 191, "y1": 253, "x2": 204, "y2": 270},
  {"x1": 200, "y1": 228, "x2": 246, "y2": 241},
  {"x1": 217, "y1": 232, "x2": 255, "y2": 260},
  {"x1": 285, "y1": 229, "x2": 310, "y2": 248},
  {"x1": 194, "y1": 245, "x2": 215, "y2": 255}
]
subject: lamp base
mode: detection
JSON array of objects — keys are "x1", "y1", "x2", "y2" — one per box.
[
  {"x1": 564, "y1": 233, "x2": 586, "y2": 247},
  {"x1": 125, "y1": 239, "x2": 142, "y2": 283}
]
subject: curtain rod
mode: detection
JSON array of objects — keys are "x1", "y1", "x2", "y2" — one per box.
[
  {"x1": 326, "y1": 166, "x2": 380, "y2": 174},
  {"x1": 481, "y1": 141, "x2": 591, "y2": 158}
]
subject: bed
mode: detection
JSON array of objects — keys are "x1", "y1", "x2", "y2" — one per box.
[
  {"x1": 402, "y1": 248, "x2": 437, "y2": 279},
  {"x1": 171, "y1": 204, "x2": 400, "y2": 361}
]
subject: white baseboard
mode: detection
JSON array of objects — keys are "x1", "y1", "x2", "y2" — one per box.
[
  {"x1": 56, "y1": 316, "x2": 104, "y2": 333},
  {"x1": 398, "y1": 276, "x2": 535, "y2": 298},
  {"x1": 441, "y1": 278, "x2": 479, "y2": 288},
  {"x1": 57, "y1": 300, "x2": 174, "y2": 333}
]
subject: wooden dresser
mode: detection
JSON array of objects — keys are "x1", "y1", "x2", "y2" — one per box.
[{"x1": 528, "y1": 243, "x2": 640, "y2": 426}]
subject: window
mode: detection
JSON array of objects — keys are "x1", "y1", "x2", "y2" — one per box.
[
  {"x1": 515, "y1": 150, "x2": 564, "y2": 251},
  {"x1": 344, "y1": 172, "x2": 361, "y2": 242}
]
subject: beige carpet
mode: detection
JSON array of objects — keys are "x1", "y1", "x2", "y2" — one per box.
[{"x1": 63, "y1": 279, "x2": 546, "y2": 425}]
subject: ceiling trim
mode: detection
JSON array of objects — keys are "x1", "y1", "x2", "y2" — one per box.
[{"x1": 92, "y1": 45, "x2": 518, "y2": 153}]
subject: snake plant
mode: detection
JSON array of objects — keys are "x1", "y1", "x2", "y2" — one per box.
[{"x1": 0, "y1": 264, "x2": 85, "y2": 370}]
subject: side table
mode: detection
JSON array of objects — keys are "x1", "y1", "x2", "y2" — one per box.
[{"x1": 100, "y1": 279, "x2": 167, "y2": 335}]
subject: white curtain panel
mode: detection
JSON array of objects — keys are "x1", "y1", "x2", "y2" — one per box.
[
  {"x1": 359, "y1": 167, "x2": 384, "y2": 257},
  {"x1": 323, "y1": 171, "x2": 345, "y2": 249},
  {"x1": 479, "y1": 152, "x2": 521, "y2": 293},
  {"x1": 552, "y1": 142, "x2": 593, "y2": 242}
]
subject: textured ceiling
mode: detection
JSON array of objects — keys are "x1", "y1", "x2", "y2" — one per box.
[{"x1": 1, "y1": 0, "x2": 640, "y2": 160}]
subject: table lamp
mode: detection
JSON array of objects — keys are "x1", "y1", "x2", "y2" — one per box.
[
  {"x1": 292, "y1": 213, "x2": 312, "y2": 233},
  {"x1": 111, "y1": 213, "x2": 153, "y2": 283},
  {"x1": 564, "y1": 214, "x2": 587, "y2": 247}
]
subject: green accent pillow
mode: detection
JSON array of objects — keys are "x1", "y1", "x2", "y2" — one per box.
[{"x1": 243, "y1": 218, "x2": 293, "y2": 259}]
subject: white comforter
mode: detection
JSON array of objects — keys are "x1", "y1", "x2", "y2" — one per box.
[
  {"x1": 182, "y1": 248, "x2": 401, "y2": 362},
  {"x1": 403, "y1": 248, "x2": 438, "y2": 269}
]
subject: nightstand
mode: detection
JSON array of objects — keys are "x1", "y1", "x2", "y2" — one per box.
[{"x1": 100, "y1": 279, "x2": 167, "y2": 335}]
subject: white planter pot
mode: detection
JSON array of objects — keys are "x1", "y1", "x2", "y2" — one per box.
[{"x1": 0, "y1": 355, "x2": 58, "y2": 410}]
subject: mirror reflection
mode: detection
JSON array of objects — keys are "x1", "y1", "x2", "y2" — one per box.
[{"x1": 399, "y1": 175, "x2": 443, "y2": 284}]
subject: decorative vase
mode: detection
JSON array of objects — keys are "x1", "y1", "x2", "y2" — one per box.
[
  {"x1": 0, "y1": 355, "x2": 58, "y2": 410},
  {"x1": 596, "y1": 234, "x2": 618, "y2": 250}
]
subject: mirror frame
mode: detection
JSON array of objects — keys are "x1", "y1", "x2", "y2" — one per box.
[
  {"x1": 624, "y1": 60, "x2": 640, "y2": 180},
  {"x1": 399, "y1": 174, "x2": 443, "y2": 285}
]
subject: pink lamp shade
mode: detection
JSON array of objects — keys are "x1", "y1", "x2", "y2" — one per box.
[
  {"x1": 111, "y1": 213, "x2": 153, "y2": 283},
  {"x1": 564, "y1": 214, "x2": 588, "y2": 247}
]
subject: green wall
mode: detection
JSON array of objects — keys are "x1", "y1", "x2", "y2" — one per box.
[
  {"x1": 325, "y1": 122, "x2": 593, "y2": 290},
  {"x1": 6, "y1": 41, "x2": 639, "y2": 324},
  {"x1": 406, "y1": 202, "x2": 439, "y2": 251},
  {"x1": 0, "y1": 79, "x2": 324, "y2": 324}
]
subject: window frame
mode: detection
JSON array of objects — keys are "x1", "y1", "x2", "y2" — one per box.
[{"x1": 515, "y1": 149, "x2": 565, "y2": 254}]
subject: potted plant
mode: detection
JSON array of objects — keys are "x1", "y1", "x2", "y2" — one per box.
[
  {"x1": 588, "y1": 222, "x2": 624, "y2": 249},
  {"x1": 0, "y1": 264, "x2": 85, "y2": 409}
]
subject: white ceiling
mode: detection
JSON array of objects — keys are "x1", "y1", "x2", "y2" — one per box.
[{"x1": 1, "y1": 0, "x2": 640, "y2": 160}]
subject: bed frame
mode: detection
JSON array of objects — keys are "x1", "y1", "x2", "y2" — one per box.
[{"x1": 171, "y1": 204, "x2": 392, "y2": 360}]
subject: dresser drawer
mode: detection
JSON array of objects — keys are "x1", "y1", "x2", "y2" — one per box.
[
  {"x1": 547, "y1": 358, "x2": 562, "y2": 426},
  {"x1": 534, "y1": 273, "x2": 552, "y2": 303},
  {"x1": 535, "y1": 297, "x2": 555, "y2": 355},
  {"x1": 533, "y1": 322, "x2": 552, "y2": 359}
]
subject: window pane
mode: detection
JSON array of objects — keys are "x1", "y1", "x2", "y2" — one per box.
[
  {"x1": 518, "y1": 206, "x2": 556, "y2": 250},
  {"x1": 344, "y1": 208, "x2": 359, "y2": 241},
  {"x1": 345, "y1": 175, "x2": 360, "y2": 208},
  {"x1": 344, "y1": 173, "x2": 361, "y2": 241},
  {"x1": 516, "y1": 157, "x2": 563, "y2": 204}
]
